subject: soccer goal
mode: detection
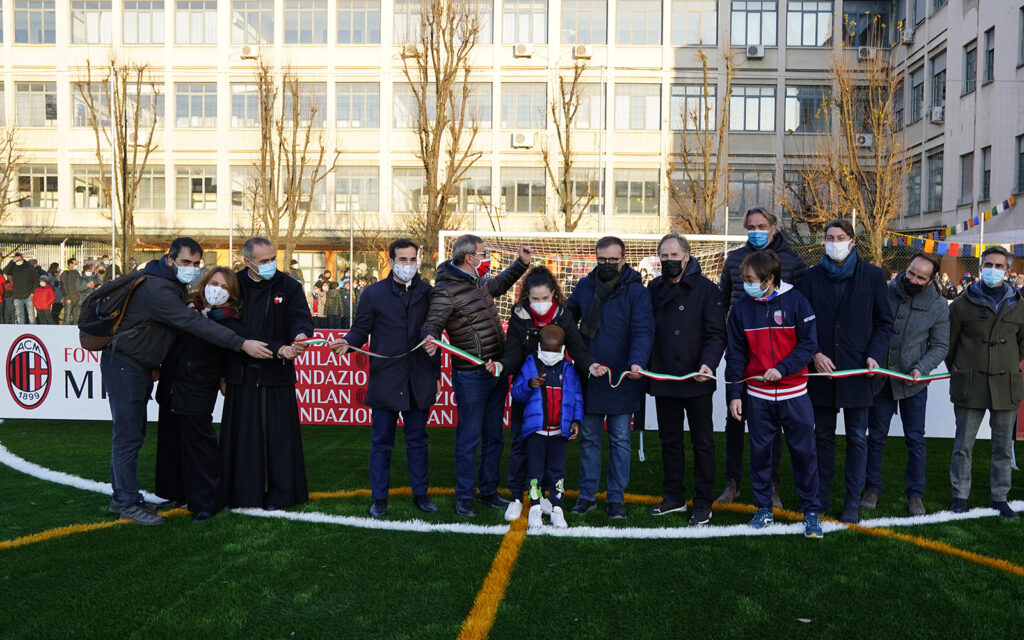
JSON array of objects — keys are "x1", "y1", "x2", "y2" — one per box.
[{"x1": 439, "y1": 231, "x2": 748, "y2": 319}]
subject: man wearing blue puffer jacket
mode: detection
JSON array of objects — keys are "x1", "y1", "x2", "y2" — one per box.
[{"x1": 510, "y1": 325, "x2": 584, "y2": 528}]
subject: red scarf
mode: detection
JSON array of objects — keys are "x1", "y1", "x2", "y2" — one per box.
[{"x1": 528, "y1": 303, "x2": 558, "y2": 327}]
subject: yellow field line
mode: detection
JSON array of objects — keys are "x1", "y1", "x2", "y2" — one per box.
[
  {"x1": 0, "y1": 508, "x2": 192, "y2": 551},
  {"x1": 456, "y1": 514, "x2": 529, "y2": 640}
]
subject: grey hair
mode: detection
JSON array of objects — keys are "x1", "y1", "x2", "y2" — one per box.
[
  {"x1": 658, "y1": 233, "x2": 690, "y2": 255},
  {"x1": 242, "y1": 237, "x2": 274, "y2": 261},
  {"x1": 451, "y1": 234, "x2": 484, "y2": 265}
]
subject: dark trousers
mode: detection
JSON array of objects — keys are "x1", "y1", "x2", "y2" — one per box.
[
  {"x1": 452, "y1": 369, "x2": 509, "y2": 499},
  {"x1": 655, "y1": 394, "x2": 715, "y2": 508},
  {"x1": 508, "y1": 401, "x2": 528, "y2": 495},
  {"x1": 34, "y1": 308, "x2": 52, "y2": 324},
  {"x1": 101, "y1": 352, "x2": 154, "y2": 508},
  {"x1": 526, "y1": 433, "x2": 567, "y2": 507},
  {"x1": 327, "y1": 315, "x2": 343, "y2": 329},
  {"x1": 814, "y1": 405, "x2": 869, "y2": 513},
  {"x1": 63, "y1": 300, "x2": 81, "y2": 325},
  {"x1": 867, "y1": 386, "x2": 928, "y2": 499},
  {"x1": 370, "y1": 408, "x2": 429, "y2": 500},
  {"x1": 155, "y1": 404, "x2": 221, "y2": 513},
  {"x1": 724, "y1": 394, "x2": 782, "y2": 485},
  {"x1": 748, "y1": 394, "x2": 819, "y2": 512}
]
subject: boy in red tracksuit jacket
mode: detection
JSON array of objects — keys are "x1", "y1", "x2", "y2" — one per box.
[
  {"x1": 32, "y1": 278, "x2": 56, "y2": 324},
  {"x1": 725, "y1": 250, "x2": 823, "y2": 538}
]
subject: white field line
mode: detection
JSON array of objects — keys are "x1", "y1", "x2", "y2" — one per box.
[{"x1": 3, "y1": 440, "x2": 1022, "y2": 540}]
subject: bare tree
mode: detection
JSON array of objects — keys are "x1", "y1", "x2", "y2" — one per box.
[
  {"x1": 0, "y1": 128, "x2": 23, "y2": 231},
  {"x1": 399, "y1": 0, "x2": 483, "y2": 271},
  {"x1": 665, "y1": 48, "x2": 738, "y2": 234},
  {"x1": 249, "y1": 57, "x2": 340, "y2": 268},
  {"x1": 75, "y1": 57, "x2": 160, "y2": 274},
  {"x1": 778, "y1": 15, "x2": 910, "y2": 266}
]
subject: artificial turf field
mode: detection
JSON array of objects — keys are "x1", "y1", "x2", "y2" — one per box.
[{"x1": 1, "y1": 419, "x2": 1023, "y2": 639}]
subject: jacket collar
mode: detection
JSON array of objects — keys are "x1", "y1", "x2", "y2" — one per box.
[
  {"x1": 966, "y1": 279, "x2": 1021, "y2": 312},
  {"x1": 889, "y1": 271, "x2": 940, "y2": 310},
  {"x1": 145, "y1": 255, "x2": 186, "y2": 289}
]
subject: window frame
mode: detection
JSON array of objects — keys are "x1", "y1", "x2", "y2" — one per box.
[
  {"x1": 962, "y1": 41, "x2": 977, "y2": 96},
  {"x1": 670, "y1": 0, "x2": 716, "y2": 47},
  {"x1": 17, "y1": 164, "x2": 59, "y2": 209},
  {"x1": 615, "y1": 0, "x2": 661, "y2": 46},
  {"x1": 730, "y1": 0, "x2": 777, "y2": 47},
  {"x1": 502, "y1": 0, "x2": 547, "y2": 44},
  {"x1": 231, "y1": 0, "x2": 273, "y2": 45},
  {"x1": 175, "y1": 165, "x2": 218, "y2": 211},
  {"x1": 175, "y1": 82, "x2": 218, "y2": 128},
  {"x1": 613, "y1": 167, "x2": 659, "y2": 215},
  {"x1": 561, "y1": 0, "x2": 607, "y2": 45},
  {"x1": 614, "y1": 83, "x2": 661, "y2": 131},
  {"x1": 124, "y1": 0, "x2": 166, "y2": 45},
  {"x1": 500, "y1": 82, "x2": 546, "y2": 130},
  {"x1": 334, "y1": 166, "x2": 380, "y2": 214},
  {"x1": 336, "y1": 82, "x2": 380, "y2": 129},
  {"x1": 175, "y1": 0, "x2": 217, "y2": 45},
  {"x1": 284, "y1": 0, "x2": 328, "y2": 45},
  {"x1": 730, "y1": 84, "x2": 776, "y2": 133},
  {"x1": 785, "y1": 1, "x2": 832, "y2": 48},
  {"x1": 70, "y1": 0, "x2": 112, "y2": 44}
]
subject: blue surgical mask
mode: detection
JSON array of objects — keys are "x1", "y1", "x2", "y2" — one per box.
[
  {"x1": 744, "y1": 281, "x2": 767, "y2": 299},
  {"x1": 175, "y1": 265, "x2": 198, "y2": 284},
  {"x1": 748, "y1": 230, "x2": 770, "y2": 248},
  {"x1": 981, "y1": 267, "x2": 1006, "y2": 288},
  {"x1": 257, "y1": 261, "x2": 278, "y2": 280}
]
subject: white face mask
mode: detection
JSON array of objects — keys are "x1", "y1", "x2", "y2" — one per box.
[
  {"x1": 825, "y1": 240, "x2": 853, "y2": 263},
  {"x1": 392, "y1": 263, "x2": 418, "y2": 283},
  {"x1": 530, "y1": 301, "x2": 553, "y2": 316},
  {"x1": 537, "y1": 346, "x2": 565, "y2": 367},
  {"x1": 204, "y1": 284, "x2": 230, "y2": 307}
]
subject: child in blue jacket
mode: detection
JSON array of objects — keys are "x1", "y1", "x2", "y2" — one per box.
[
  {"x1": 725, "y1": 250, "x2": 824, "y2": 538},
  {"x1": 511, "y1": 324, "x2": 583, "y2": 528}
]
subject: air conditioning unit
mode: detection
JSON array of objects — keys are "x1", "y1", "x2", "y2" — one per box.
[
  {"x1": 511, "y1": 131, "x2": 535, "y2": 148},
  {"x1": 855, "y1": 133, "x2": 874, "y2": 147},
  {"x1": 402, "y1": 43, "x2": 422, "y2": 58},
  {"x1": 901, "y1": 28, "x2": 914, "y2": 45},
  {"x1": 929, "y1": 106, "x2": 945, "y2": 123},
  {"x1": 240, "y1": 44, "x2": 258, "y2": 59},
  {"x1": 746, "y1": 44, "x2": 764, "y2": 59},
  {"x1": 858, "y1": 46, "x2": 875, "y2": 60},
  {"x1": 513, "y1": 43, "x2": 534, "y2": 58},
  {"x1": 573, "y1": 44, "x2": 593, "y2": 60}
]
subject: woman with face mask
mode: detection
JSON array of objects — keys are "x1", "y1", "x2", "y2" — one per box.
[
  {"x1": 487, "y1": 266, "x2": 604, "y2": 522},
  {"x1": 154, "y1": 267, "x2": 247, "y2": 523}
]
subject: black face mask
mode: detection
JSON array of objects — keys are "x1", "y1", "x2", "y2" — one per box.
[
  {"x1": 903, "y1": 276, "x2": 926, "y2": 297},
  {"x1": 661, "y1": 259, "x2": 684, "y2": 279},
  {"x1": 595, "y1": 262, "x2": 619, "y2": 282}
]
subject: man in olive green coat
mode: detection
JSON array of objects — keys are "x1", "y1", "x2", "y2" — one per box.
[{"x1": 946, "y1": 246, "x2": 1024, "y2": 518}]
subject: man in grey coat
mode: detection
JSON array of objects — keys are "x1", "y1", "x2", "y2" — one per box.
[{"x1": 862, "y1": 253, "x2": 949, "y2": 516}]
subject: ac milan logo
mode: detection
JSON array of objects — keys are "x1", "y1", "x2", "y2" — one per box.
[
  {"x1": 6, "y1": 334, "x2": 52, "y2": 410},
  {"x1": 774, "y1": 310, "x2": 784, "y2": 325}
]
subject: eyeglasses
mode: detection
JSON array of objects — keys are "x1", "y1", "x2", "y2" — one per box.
[
  {"x1": 595, "y1": 256, "x2": 622, "y2": 265},
  {"x1": 475, "y1": 251, "x2": 491, "y2": 259}
]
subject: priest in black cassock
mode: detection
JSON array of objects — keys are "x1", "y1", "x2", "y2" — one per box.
[{"x1": 220, "y1": 236, "x2": 314, "y2": 509}]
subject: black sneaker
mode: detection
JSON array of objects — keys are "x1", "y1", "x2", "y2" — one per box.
[
  {"x1": 192, "y1": 511, "x2": 214, "y2": 523},
  {"x1": 647, "y1": 498, "x2": 687, "y2": 516},
  {"x1": 479, "y1": 493, "x2": 510, "y2": 509},
  {"x1": 990, "y1": 501, "x2": 1021, "y2": 519},
  {"x1": 455, "y1": 498, "x2": 477, "y2": 517},
  {"x1": 108, "y1": 498, "x2": 121, "y2": 514},
  {"x1": 412, "y1": 494, "x2": 438, "y2": 513},
  {"x1": 689, "y1": 505, "x2": 712, "y2": 526},
  {"x1": 369, "y1": 499, "x2": 388, "y2": 518},
  {"x1": 950, "y1": 498, "x2": 968, "y2": 513},
  {"x1": 119, "y1": 502, "x2": 166, "y2": 526},
  {"x1": 569, "y1": 498, "x2": 596, "y2": 514},
  {"x1": 607, "y1": 502, "x2": 627, "y2": 519}
]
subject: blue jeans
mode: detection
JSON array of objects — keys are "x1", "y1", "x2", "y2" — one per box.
[
  {"x1": 578, "y1": 413, "x2": 632, "y2": 504},
  {"x1": 452, "y1": 369, "x2": 509, "y2": 499},
  {"x1": 370, "y1": 408, "x2": 429, "y2": 500},
  {"x1": 13, "y1": 298, "x2": 35, "y2": 324},
  {"x1": 866, "y1": 386, "x2": 928, "y2": 498},
  {"x1": 101, "y1": 352, "x2": 154, "y2": 508},
  {"x1": 814, "y1": 406, "x2": 869, "y2": 513}
]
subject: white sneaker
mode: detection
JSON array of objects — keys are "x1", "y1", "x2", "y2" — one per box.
[
  {"x1": 527, "y1": 504, "x2": 543, "y2": 528},
  {"x1": 550, "y1": 506, "x2": 568, "y2": 528},
  {"x1": 504, "y1": 499, "x2": 523, "y2": 522},
  {"x1": 540, "y1": 497, "x2": 553, "y2": 516}
]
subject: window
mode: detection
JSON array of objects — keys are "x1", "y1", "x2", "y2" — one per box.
[
  {"x1": 932, "y1": 0, "x2": 947, "y2": 13},
  {"x1": 782, "y1": 170, "x2": 814, "y2": 220},
  {"x1": 914, "y1": 0, "x2": 925, "y2": 25},
  {"x1": 335, "y1": 166, "x2": 379, "y2": 213},
  {"x1": 124, "y1": 1, "x2": 165, "y2": 44},
  {"x1": 616, "y1": 0, "x2": 661, "y2": 45},
  {"x1": 959, "y1": 152, "x2": 973, "y2": 206},
  {"x1": 135, "y1": 167, "x2": 165, "y2": 209},
  {"x1": 72, "y1": 83, "x2": 111, "y2": 127},
  {"x1": 730, "y1": 85, "x2": 775, "y2": 132},
  {"x1": 671, "y1": 0, "x2": 716, "y2": 46},
  {"x1": 926, "y1": 150, "x2": 943, "y2": 212},
  {"x1": 930, "y1": 52, "x2": 946, "y2": 108},
  {"x1": 1017, "y1": 135, "x2": 1024, "y2": 193},
  {"x1": 17, "y1": 165, "x2": 58, "y2": 208},
  {"x1": 285, "y1": 0, "x2": 327, "y2": 44},
  {"x1": 176, "y1": 166, "x2": 217, "y2": 210},
  {"x1": 16, "y1": 82, "x2": 57, "y2": 127},
  {"x1": 336, "y1": 83, "x2": 379, "y2": 128},
  {"x1": 283, "y1": 82, "x2": 327, "y2": 127},
  {"x1": 393, "y1": 0, "x2": 421, "y2": 42},
  {"x1": 671, "y1": 84, "x2": 716, "y2": 131},
  {"x1": 728, "y1": 168, "x2": 773, "y2": 218},
  {"x1": 457, "y1": 166, "x2": 492, "y2": 214},
  {"x1": 893, "y1": 81, "x2": 904, "y2": 130},
  {"x1": 1020, "y1": 8, "x2": 1024, "y2": 66},
  {"x1": 71, "y1": 1, "x2": 112, "y2": 43},
  {"x1": 0, "y1": 85, "x2": 4, "y2": 124},
  {"x1": 72, "y1": 166, "x2": 109, "y2": 209},
  {"x1": 562, "y1": 0, "x2": 606, "y2": 44},
  {"x1": 501, "y1": 167, "x2": 545, "y2": 213},
  {"x1": 15, "y1": 0, "x2": 56, "y2": 43},
  {"x1": 294, "y1": 173, "x2": 327, "y2": 212},
  {"x1": 129, "y1": 86, "x2": 165, "y2": 127},
  {"x1": 230, "y1": 166, "x2": 256, "y2": 211},
  {"x1": 230, "y1": 83, "x2": 258, "y2": 128},
  {"x1": 906, "y1": 157, "x2": 921, "y2": 215},
  {"x1": 784, "y1": 85, "x2": 828, "y2": 134},
  {"x1": 842, "y1": 1, "x2": 889, "y2": 47},
  {"x1": 472, "y1": 0, "x2": 494, "y2": 44},
  {"x1": 501, "y1": 83, "x2": 545, "y2": 129},
  {"x1": 392, "y1": 167, "x2": 426, "y2": 212},
  {"x1": 462, "y1": 83, "x2": 492, "y2": 129},
  {"x1": 337, "y1": 0, "x2": 380, "y2": 44},
  {"x1": 614, "y1": 168, "x2": 658, "y2": 215},
  {"x1": 176, "y1": 0, "x2": 216, "y2": 44},
  {"x1": 909, "y1": 67, "x2": 924, "y2": 123},
  {"x1": 566, "y1": 167, "x2": 603, "y2": 213},
  {"x1": 731, "y1": 1, "x2": 777, "y2": 47},
  {"x1": 980, "y1": 146, "x2": 991, "y2": 201},
  {"x1": 614, "y1": 84, "x2": 660, "y2": 130},
  {"x1": 984, "y1": 27, "x2": 994, "y2": 84},
  {"x1": 786, "y1": 1, "x2": 831, "y2": 47},
  {"x1": 574, "y1": 84, "x2": 605, "y2": 129},
  {"x1": 393, "y1": 84, "x2": 436, "y2": 129},
  {"x1": 502, "y1": 0, "x2": 546, "y2": 44},
  {"x1": 231, "y1": 0, "x2": 272, "y2": 44},
  {"x1": 963, "y1": 42, "x2": 977, "y2": 95},
  {"x1": 175, "y1": 83, "x2": 217, "y2": 128}
]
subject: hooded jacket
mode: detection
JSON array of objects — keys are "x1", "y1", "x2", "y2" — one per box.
[
  {"x1": 511, "y1": 355, "x2": 585, "y2": 438},
  {"x1": 719, "y1": 232, "x2": 808, "y2": 310}
]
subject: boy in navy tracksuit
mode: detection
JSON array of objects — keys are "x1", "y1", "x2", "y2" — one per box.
[
  {"x1": 511, "y1": 325, "x2": 583, "y2": 528},
  {"x1": 725, "y1": 250, "x2": 824, "y2": 538}
]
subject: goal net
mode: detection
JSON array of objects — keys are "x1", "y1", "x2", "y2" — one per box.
[{"x1": 439, "y1": 231, "x2": 748, "y2": 319}]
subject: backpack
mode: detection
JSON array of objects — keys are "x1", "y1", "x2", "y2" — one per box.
[{"x1": 77, "y1": 271, "x2": 149, "y2": 351}]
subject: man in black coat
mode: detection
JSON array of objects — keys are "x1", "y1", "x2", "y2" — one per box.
[
  {"x1": 331, "y1": 239, "x2": 441, "y2": 518},
  {"x1": 3, "y1": 253, "x2": 39, "y2": 324},
  {"x1": 717, "y1": 206, "x2": 808, "y2": 506},
  {"x1": 220, "y1": 237, "x2": 315, "y2": 510},
  {"x1": 59, "y1": 257, "x2": 82, "y2": 325},
  {"x1": 647, "y1": 234, "x2": 726, "y2": 525}
]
